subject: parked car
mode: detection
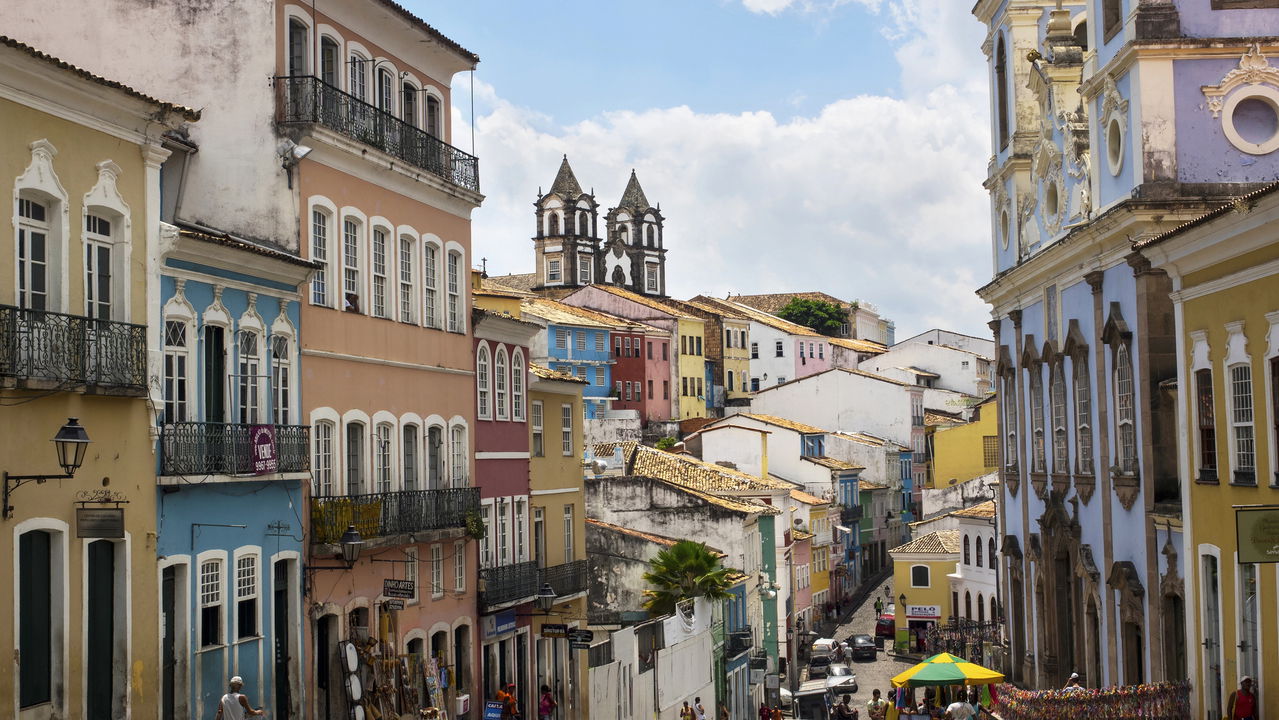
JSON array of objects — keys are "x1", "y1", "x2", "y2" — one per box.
[
  {"x1": 849, "y1": 634, "x2": 877, "y2": 661},
  {"x1": 875, "y1": 614, "x2": 896, "y2": 640},
  {"x1": 825, "y1": 663, "x2": 858, "y2": 693},
  {"x1": 807, "y1": 653, "x2": 833, "y2": 679},
  {"x1": 810, "y1": 637, "x2": 838, "y2": 659}
]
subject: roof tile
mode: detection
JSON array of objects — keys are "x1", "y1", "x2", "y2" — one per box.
[{"x1": 890, "y1": 529, "x2": 961, "y2": 555}]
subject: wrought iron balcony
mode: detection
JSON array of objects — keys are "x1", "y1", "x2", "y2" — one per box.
[
  {"x1": 841, "y1": 505, "x2": 863, "y2": 524},
  {"x1": 311, "y1": 487, "x2": 480, "y2": 544},
  {"x1": 539, "y1": 559, "x2": 588, "y2": 597},
  {"x1": 725, "y1": 630, "x2": 753, "y2": 658},
  {"x1": 274, "y1": 75, "x2": 480, "y2": 194},
  {"x1": 480, "y1": 560, "x2": 540, "y2": 609},
  {"x1": 0, "y1": 305, "x2": 146, "y2": 392},
  {"x1": 160, "y1": 422, "x2": 311, "y2": 476}
]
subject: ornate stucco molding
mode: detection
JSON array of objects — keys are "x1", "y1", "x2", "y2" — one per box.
[{"x1": 1202, "y1": 44, "x2": 1279, "y2": 119}]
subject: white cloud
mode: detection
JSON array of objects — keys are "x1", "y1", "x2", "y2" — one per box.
[
  {"x1": 458, "y1": 0, "x2": 992, "y2": 339},
  {"x1": 740, "y1": 0, "x2": 882, "y2": 15}
]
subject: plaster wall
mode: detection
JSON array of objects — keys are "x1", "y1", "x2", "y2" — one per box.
[
  {"x1": 1175, "y1": 0, "x2": 1279, "y2": 38},
  {"x1": 749, "y1": 371, "x2": 914, "y2": 446},
  {"x1": 1174, "y1": 56, "x2": 1279, "y2": 184},
  {"x1": 897, "y1": 330, "x2": 996, "y2": 358},
  {"x1": 747, "y1": 322, "x2": 804, "y2": 388},
  {"x1": 860, "y1": 343, "x2": 994, "y2": 397}
]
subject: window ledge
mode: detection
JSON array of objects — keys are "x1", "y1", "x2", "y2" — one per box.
[
  {"x1": 1230, "y1": 470, "x2": 1257, "y2": 487},
  {"x1": 1195, "y1": 468, "x2": 1219, "y2": 485}
]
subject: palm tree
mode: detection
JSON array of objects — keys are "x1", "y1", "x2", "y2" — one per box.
[{"x1": 641, "y1": 540, "x2": 738, "y2": 616}]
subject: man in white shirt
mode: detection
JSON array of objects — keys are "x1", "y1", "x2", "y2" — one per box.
[
  {"x1": 944, "y1": 696, "x2": 975, "y2": 720},
  {"x1": 215, "y1": 676, "x2": 266, "y2": 720}
]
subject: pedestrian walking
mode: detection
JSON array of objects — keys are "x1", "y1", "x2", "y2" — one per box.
[
  {"x1": 718, "y1": 701, "x2": 730, "y2": 720},
  {"x1": 874, "y1": 597, "x2": 884, "y2": 617},
  {"x1": 771, "y1": 705, "x2": 783, "y2": 720},
  {"x1": 1226, "y1": 676, "x2": 1258, "y2": 720},
  {"x1": 537, "y1": 684, "x2": 557, "y2": 720},
  {"x1": 694, "y1": 696, "x2": 707, "y2": 720},
  {"x1": 758, "y1": 701, "x2": 771, "y2": 720},
  {"x1": 680, "y1": 700, "x2": 695, "y2": 720},
  {"x1": 214, "y1": 676, "x2": 266, "y2": 720},
  {"x1": 499, "y1": 682, "x2": 521, "y2": 719}
]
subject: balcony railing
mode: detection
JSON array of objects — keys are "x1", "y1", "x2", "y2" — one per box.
[
  {"x1": 480, "y1": 560, "x2": 540, "y2": 609},
  {"x1": 274, "y1": 75, "x2": 480, "y2": 194},
  {"x1": 539, "y1": 559, "x2": 588, "y2": 597},
  {"x1": 0, "y1": 305, "x2": 146, "y2": 391},
  {"x1": 841, "y1": 505, "x2": 864, "y2": 524},
  {"x1": 725, "y1": 630, "x2": 753, "y2": 657},
  {"x1": 311, "y1": 487, "x2": 480, "y2": 544},
  {"x1": 160, "y1": 422, "x2": 311, "y2": 476}
]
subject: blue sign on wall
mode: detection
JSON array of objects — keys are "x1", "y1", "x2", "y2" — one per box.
[
  {"x1": 494, "y1": 609, "x2": 516, "y2": 635},
  {"x1": 484, "y1": 700, "x2": 504, "y2": 720}
]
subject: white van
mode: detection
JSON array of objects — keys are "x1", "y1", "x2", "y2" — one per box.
[{"x1": 810, "y1": 637, "x2": 838, "y2": 659}]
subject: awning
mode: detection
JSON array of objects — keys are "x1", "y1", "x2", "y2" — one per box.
[{"x1": 834, "y1": 525, "x2": 852, "y2": 534}]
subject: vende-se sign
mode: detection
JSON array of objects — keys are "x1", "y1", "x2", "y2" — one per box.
[
  {"x1": 251, "y1": 425, "x2": 277, "y2": 475},
  {"x1": 906, "y1": 605, "x2": 941, "y2": 619}
]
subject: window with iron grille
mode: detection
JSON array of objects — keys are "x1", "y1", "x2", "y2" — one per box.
[
  {"x1": 1115, "y1": 345, "x2": 1136, "y2": 474},
  {"x1": 1231, "y1": 364, "x2": 1255, "y2": 481},
  {"x1": 982, "y1": 436, "x2": 998, "y2": 468},
  {"x1": 1074, "y1": 354, "x2": 1093, "y2": 474}
]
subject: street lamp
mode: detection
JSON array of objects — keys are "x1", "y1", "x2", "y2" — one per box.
[
  {"x1": 4, "y1": 418, "x2": 92, "y2": 519},
  {"x1": 338, "y1": 525, "x2": 364, "y2": 566},
  {"x1": 536, "y1": 582, "x2": 557, "y2": 613}
]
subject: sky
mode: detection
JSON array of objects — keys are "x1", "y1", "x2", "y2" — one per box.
[{"x1": 414, "y1": 0, "x2": 994, "y2": 340}]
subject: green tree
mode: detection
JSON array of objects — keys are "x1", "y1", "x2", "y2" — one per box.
[
  {"x1": 775, "y1": 297, "x2": 849, "y2": 337},
  {"x1": 654, "y1": 436, "x2": 677, "y2": 451},
  {"x1": 641, "y1": 540, "x2": 738, "y2": 615}
]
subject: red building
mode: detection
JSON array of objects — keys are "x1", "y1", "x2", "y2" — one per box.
[{"x1": 609, "y1": 321, "x2": 663, "y2": 419}]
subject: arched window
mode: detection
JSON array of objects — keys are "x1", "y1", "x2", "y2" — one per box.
[
  {"x1": 422, "y1": 242, "x2": 439, "y2": 328},
  {"x1": 727, "y1": 370, "x2": 735, "y2": 393},
  {"x1": 1030, "y1": 365, "x2": 1046, "y2": 473},
  {"x1": 349, "y1": 54, "x2": 367, "y2": 101},
  {"x1": 287, "y1": 19, "x2": 308, "y2": 76},
  {"x1": 1115, "y1": 345, "x2": 1136, "y2": 474},
  {"x1": 963, "y1": 535, "x2": 971, "y2": 565},
  {"x1": 577, "y1": 212, "x2": 590, "y2": 237},
  {"x1": 450, "y1": 425, "x2": 467, "y2": 487},
  {"x1": 237, "y1": 330, "x2": 262, "y2": 424},
  {"x1": 964, "y1": 591, "x2": 972, "y2": 619},
  {"x1": 989, "y1": 538, "x2": 997, "y2": 568},
  {"x1": 547, "y1": 213, "x2": 560, "y2": 236},
  {"x1": 425, "y1": 95, "x2": 441, "y2": 137},
  {"x1": 977, "y1": 594, "x2": 985, "y2": 623},
  {"x1": 402, "y1": 424, "x2": 419, "y2": 491},
  {"x1": 345, "y1": 422, "x2": 366, "y2": 495},
  {"x1": 271, "y1": 335, "x2": 291, "y2": 424},
  {"x1": 83, "y1": 213, "x2": 118, "y2": 320},
  {"x1": 511, "y1": 352, "x2": 526, "y2": 421},
  {"x1": 995, "y1": 37, "x2": 1009, "y2": 149},
  {"x1": 376, "y1": 67, "x2": 394, "y2": 114},
  {"x1": 495, "y1": 348, "x2": 509, "y2": 420},
  {"x1": 476, "y1": 346, "x2": 491, "y2": 419},
  {"x1": 618, "y1": 224, "x2": 629, "y2": 244},
  {"x1": 975, "y1": 536, "x2": 983, "y2": 567},
  {"x1": 163, "y1": 318, "x2": 191, "y2": 423},
  {"x1": 320, "y1": 37, "x2": 339, "y2": 86},
  {"x1": 1051, "y1": 363, "x2": 1068, "y2": 473},
  {"x1": 313, "y1": 420, "x2": 334, "y2": 493},
  {"x1": 427, "y1": 425, "x2": 444, "y2": 489},
  {"x1": 1074, "y1": 352, "x2": 1094, "y2": 474},
  {"x1": 375, "y1": 422, "x2": 393, "y2": 492},
  {"x1": 402, "y1": 83, "x2": 418, "y2": 127}
]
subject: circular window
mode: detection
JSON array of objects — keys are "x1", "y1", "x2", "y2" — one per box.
[
  {"x1": 1106, "y1": 117, "x2": 1124, "y2": 175},
  {"x1": 1044, "y1": 181, "x2": 1059, "y2": 219},
  {"x1": 999, "y1": 210, "x2": 1010, "y2": 250},
  {"x1": 1223, "y1": 86, "x2": 1279, "y2": 155}
]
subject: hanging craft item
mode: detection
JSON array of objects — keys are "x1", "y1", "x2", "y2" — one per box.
[{"x1": 993, "y1": 680, "x2": 1190, "y2": 720}]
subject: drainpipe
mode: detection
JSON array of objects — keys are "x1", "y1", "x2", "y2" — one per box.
[{"x1": 760, "y1": 432, "x2": 769, "y2": 481}]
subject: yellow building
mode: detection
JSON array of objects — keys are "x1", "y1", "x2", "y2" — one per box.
[
  {"x1": 889, "y1": 531, "x2": 959, "y2": 653},
  {"x1": 809, "y1": 505, "x2": 835, "y2": 619},
  {"x1": 528, "y1": 364, "x2": 591, "y2": 718},
  {"x1": 930, "y1": 396, "x2": 998, "y2": 489},
  {"x1": 0, "y1": 38, "x2": 195, "y2": 718},
  {"x1": 1140, "y1": 185, "x2": 1279, "y2": 719}
]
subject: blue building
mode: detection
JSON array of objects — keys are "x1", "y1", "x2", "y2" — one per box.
[
  {"x1": 154, "y1": 223, "x2": 314, "y2": 717},
  {"x1": 721, "y1": 581, "x2": 753, "y2": 719},
  {"x1": 522, "y1": 298, "x2": 617, "y2": 419}
]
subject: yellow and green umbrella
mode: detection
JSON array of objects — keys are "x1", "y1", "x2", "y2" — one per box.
[{"x1": 890, "y1": 652, "x2": 1005, "y2": 688}]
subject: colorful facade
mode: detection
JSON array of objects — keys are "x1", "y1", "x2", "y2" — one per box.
[
  {"x1": 930, "y1": 395, "x2": 998, "y2": 488},
  {"x1": 521, "y1": 297, "x2": 617, "y2": 419},
  {"x1": 0, "y1": 37, "x2": 193, "y2": 719},
  {"x1": 889, "y1": 531, "x2": 959, "y2": 654}
]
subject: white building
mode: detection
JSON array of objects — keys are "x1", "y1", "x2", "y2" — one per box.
[
  {"x1": 749, "y1": 368, "x2": 921, "y2": 447},
  {"x1": 689, "y1": 296, "x2": 832, "y2": 391},
  {"x1": 859, "y1": 341, "x2": 995, "y2": 399},
  {"x1": 945, "y1": 502, "x2": 1000, "y2": 627},
  {"x1": 895, "y1": 329, "x2": 996, "y2": 359}
]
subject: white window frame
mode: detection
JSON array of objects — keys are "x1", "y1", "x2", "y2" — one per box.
[
  {"x1": 343, "y1": 217, "x2": 363, "y2": 313},
  {"x1": 234, "y1": 552, "x2": 259, "y2": 640},
  {"x1": 237, "y1": 329, "x2": 263, "y2": 425},
  {"x1": 514, "y1": 499, "x2": 527, "y2": 562},
  {"x1": 547, "y1": 256, "x2": 562, "y2": 284},
  {"x1": 1051, "y1": 362, "x2": 1068, "y2": 473},
  {"x1": 405, "y1": 546, "x2": 420, "y2": 604},
  {"x1": 163, "y1": 317, "x2": 192, "y2": 423},
  {"x1": 563, "y1": 504, "x2": 575, "y2": 564},
  {"x1": 1073, "y1": 352, "x2": 1093, "y2": 474},
  {"x1": 17, "y1": 196, "x2": 52, "y2": 311},
  {"x1": 371, "y1": 226, "x2": 388, "y2": 318},
  {"x1": 497, "y1": 498, "x2": 510, "y2": 565},
  {"x1": 1228, "y1": 362, "x2": 1256, "y2": 480},
  {"x1": 402, "y1": 423, "x2": 420, "y2": 491},
  {"x1": 531, "y1": 401, "x2": 544, "y2": 457},
  {"x1": 270, "y1": 333, "x2": 292, "y2": 425},
  {"x1": 431, "y1": 544, "x2": 444, "y2": 598},
  {"x1": 310, "y1": 208, "x2": 331, "y2": 306},
  {"x1": 375, "y1": 422, "x2": 393, "y2": 492},
  {"x1": 576, "y1": 331, "x2": 586, "y2": 352},
  {"x1": 349, "y1": 53, "x2": 368, "y2": 101},
  {"x1": 422, "y1": 241, "x2": 439, "y2": 328},
  {"x1": 399, "y1": 235, "x2": 416, "y2": 323},
  {"x1": 495, "y1": 347, "x2": 509, "y2": 420},
  {"x1": 1114, "y1": 343, "x2": 1137, "y2": 474},
  {"x1": 555, "y1": 329, "x2": 568, "y2": 350},
  {"x1": 450, "y1": 424, "x2": 467, "y2": 487},
  {"x1": 83, "y1": 213, "x2": 115, "y2": 320},
  {"x1": 561, "y1": 404, "x2": 573, "y2": 456},
  {"x1": 454, "y1": 540, "x2": 466, "y2": 592},
  {"x1": 477, "y1": 345, "x2": 492, "y2": 420},
  {"x1": 313, "y1": 420, "x2": 335, "y2": 496},
  {"x1": 447, "y1": 250, "x2": 462, "y2": 332},
  {"x1": 511, "y1": 351, "x2": 526, "y2": 421},
  {"x1": 15, "y1": 141, "x2": 69, "y2": 313},
  {"x1": 578, "y1": 253, "x2": 592, "y2": 284},
  {"x1": 199, "y1": 558, "x2": 225, "y2": 647}
]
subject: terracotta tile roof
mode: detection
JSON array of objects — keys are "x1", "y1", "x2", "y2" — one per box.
[
  {"x1": 734, "y1": 413, "x2": 828, "y2": 435},
  {"x1": 789, "y1": 489, "x2": 830, "y2": 505},
  {"x1": 692, "y1": 296, "x2": 823, "y2": 337},
  {"x1": 178, "y1": 226, "x2": 318, "y2": 268},
  {"x1": 1, "y1": 36, "x2": 201, "y2": 121},
  {"x1": 367, "y1": 0, "x2": 479, "y2": 64},
  {"x1": 584, "y1": 518, "x2": 727, "y2": 557},
  {"x1": 477, "y1": 278, "x2": 536, "y2": 298},
  {"x1": 1135, "y1": 181, "x2": 1279, "y2": 250},
  {"x1": 473, "y1": 307, "x2": 542, "y2": 330},
  {"x1": 489, "y1": 273, "x2": 540, "y2": 292},
  {"x1": 951, "y1": 500, "x2": 997, "y2": 519},
  {"x1": 830, "y1": 431, "x2": 910, "y2": 452},
  {"x1": 891, "y1": 529, "x2": 961, "y2": 555},
  {"x1": 682, "y1": 298, "x2": 748, "y2": 320},
  {"x1": 835, "y1": 367, "x2": 912, "y2": 386},
  {"x1": 792, "y1": 529, "x2": 816, "y2": 541},
  {"x1": 522, "y1": 298, "x2": 623, "y2": 329},
  {"x1": 858, "y1": 481, "x2": 890, "y2": 491},
  {"x1": 924, "y1": 410, "x2": 966, "y2": 427},
  {"x1": 728, "y1": 291, "x2": 853, "y2": 315},
  {"x1": 803, "y1": 456, "x2": 863, "y2": 471},
  {"x1": 582, "y1": 284, "x2": 699, "y2": 320},
  {"x1": 830, "y1": 337, "x2": 888, "y2": 354},
  {"x1": 901, "y1": 366, "x2": 941, "y2": 379},
  {"x1": 596, "y1": 441, "x2": 786, "y2": 514},
  {"x1": 529, "y1": 363, "x2": 587, "y2": 384}
]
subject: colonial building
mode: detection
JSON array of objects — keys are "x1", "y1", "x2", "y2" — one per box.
[
  {"x1": 0, "y1": 36, "x2": 194, "y2": 719},
  {"x1": 690, "y1": 296, "x2": 831, "y2": 392},
  {"x1": 521, "y1": 297, "x2": 618, "y2": 419},
  {"x1": 967, "y1": 0, "x2": 1279, "y2": 692},
  {"x1": 684, "y1": 299, "x2": 753, "y2": 412},
  {"x1": 530, "y1": 157, "x2": 668, "y2": 297},
  {"x1": 729, "y1": 291, "x2": 895, "y2": 346},
  {"x1": 1138, "y1": 185, "x2": 1279, "y2": 717}
]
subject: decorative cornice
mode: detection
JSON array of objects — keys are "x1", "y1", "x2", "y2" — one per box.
[{"x1": 1202, "y1": 44, "x2": 1279, "y2": 119}]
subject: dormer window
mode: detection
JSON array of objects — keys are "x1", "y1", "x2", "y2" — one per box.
[{"x1": 802, "y1": 435, "x2": 825, "y2": 458}]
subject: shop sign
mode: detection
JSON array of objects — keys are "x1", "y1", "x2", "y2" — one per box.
[
  {"x1": 569, "y1": 640, "x2": 592, "y2": 650},
  {"x1": 384, "y1": 579, "x2": 415, "y2": 598},
  {"x1": 568, "y1": 629, "x2": 594, "y2": 643},
  {"x1": 1237, "y1": 507, "x2": 1279, "y2": 563},
  {"x1": 906, "y1": 605, "x2": 940, "y2": 618},
  {"x1": 76, "y1": 508, "x2": 124, "y2": 538},
  {"x1": 493, "y1": 610, "x2": 516, "y2": 636},
  {"x1": 483, "y1": 700, "x2": 504, "y2": 720},
  {"x1": 251, "y1": 425, "x2": 278, "y2": 475},
  {"x1": 541, "y1": 623, "x2": 568, "y2": 638},
  {"x1": 383, "y1": 598, "x2": 405, "y2": 611}
]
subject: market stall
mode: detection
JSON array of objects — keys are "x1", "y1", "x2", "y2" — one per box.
[{"x1": 888, "y1": 652, "x2": 1004, "y2": 720}]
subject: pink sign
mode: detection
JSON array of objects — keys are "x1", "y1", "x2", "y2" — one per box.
[{"x1": 251, "y1": 425, "x2": 278, "y2": 475}]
